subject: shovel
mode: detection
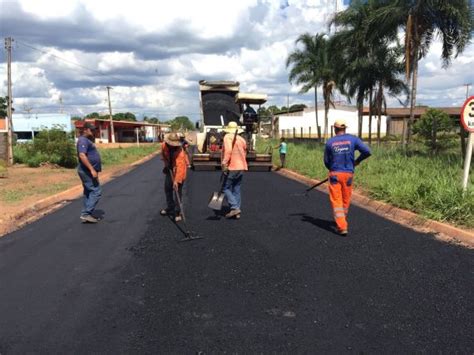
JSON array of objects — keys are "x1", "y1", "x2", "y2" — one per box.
[{"x1": 208, "y1": 173, "x2": 227, "y2": 210}]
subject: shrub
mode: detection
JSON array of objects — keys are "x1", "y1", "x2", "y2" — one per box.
[
  {"x1": 13, "y1": 128, "x2": 76, "y2": 168},
  {"x1": 412, "y1": 108, "x2": 455, "y2": 152}
]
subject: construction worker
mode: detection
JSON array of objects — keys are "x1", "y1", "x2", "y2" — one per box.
[
  {"x1": 160, "y1": 132, "x2": 188, "y2": 222},
  {"x1": 324, "y1": 119, "x2": 371, "y2": 236},
  {"x1": 221, "y1": 121, "x2": 248, "y2": 219},
  {"x1": 178, "y1": 132, "x2": 191, "y2": 168}
]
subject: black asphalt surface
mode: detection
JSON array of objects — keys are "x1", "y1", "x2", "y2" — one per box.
[{"x1": 0, "y1": 156, "x2": 473, "y2": 353}]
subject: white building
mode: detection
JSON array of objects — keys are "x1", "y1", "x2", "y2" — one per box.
[
  {"x1": 10, "y1": 113, "x2": 73, "y2": 142},
  {"x1": 277, "y1": 105, "x2": 387, "y2": 138}
]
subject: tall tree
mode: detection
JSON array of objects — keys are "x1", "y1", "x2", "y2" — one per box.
[
  {"x1": 287, "y1": 33, "x2": 336, "y2": 141},
  {"x1": 332, "y1": 1, "x2": 378, "y2": 139},
  {"x1": 333, "y1": 0, "x2": 410, "y2": 143},
  {"x1": 370, "y1": 0, "x2": 472, "y2": 146},
  {"x1": 144, "y1": 117, "x2": 160, "y2": 124},
  {"x1": 169, "y1": 116, "x2": 194, "y2": 131},
  {"x1": 372, "y1": 44, "x2": 409, "y2": 144},
  {"x1": 113, "y1": 112, "x2": 137, "y2": 121}
]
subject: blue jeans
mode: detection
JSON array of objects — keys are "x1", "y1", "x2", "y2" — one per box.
[
  {"x1": 223, "y1": 171, "x2": 243, "y2": 210},
  {"x1": 77, "y1": 167, "x2": 102, "y2": 217}
]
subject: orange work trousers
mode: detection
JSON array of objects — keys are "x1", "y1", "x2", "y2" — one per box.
[{"x1": 328, "y1": 172, "x2": 354, "y2": 232}]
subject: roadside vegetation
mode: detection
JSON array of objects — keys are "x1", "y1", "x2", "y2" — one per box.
[
  {"x1": 100, "y1": 144, "x2": 160, "y2": 166},
  {"x1": 1, "y1": 128, "x2": 160, "y2": 207},
  {"x1": 259, "y1": 138, "x2": 474, "y2": 229},
  {"x1": 14, "y1": 128, "x2": 77, "y2": 168},
  {"x1": 13, "y1": 128, "x2": 160, "y2": 168},
  {"x1": 285, "y1": 0, "x2": 472, "y2": 148}
]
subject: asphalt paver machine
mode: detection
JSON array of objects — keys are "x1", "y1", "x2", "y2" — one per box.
[{"x1": 192, "y1": 80, "x2": 273, "y2": 171}]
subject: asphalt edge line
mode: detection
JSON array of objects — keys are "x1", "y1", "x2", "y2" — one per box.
[
  {"x1": 2, "y1": 150, "x2": 161, "y2": 237},
  {"x1": 276, "y1": 167, "x2": 474, "y2": 248}
]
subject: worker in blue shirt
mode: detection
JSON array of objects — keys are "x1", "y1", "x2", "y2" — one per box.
[
  {"x1": 77, "y1": 122, "x2": 102, "y2": 223},
  {"x1": 274, "y1": 137, "x2": 288, "y2": 169},
  {"x1": 324, "y1": 119, "x2": 371, "y2": 236}
]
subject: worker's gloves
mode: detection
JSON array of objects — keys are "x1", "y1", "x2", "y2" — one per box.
[{"x1": 222, "y1": 165, "x2": 229, "y2": 175}]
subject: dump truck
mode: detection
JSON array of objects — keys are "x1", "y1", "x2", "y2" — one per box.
[{"x1": 192, "y1": 80, "x2": 273, "y2": 171}]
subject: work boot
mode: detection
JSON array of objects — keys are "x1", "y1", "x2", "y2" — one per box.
[
  {"x1": 225, "y1": 209, "x2": 241, "y2": 219},
  {"x1": 175, "y1": 214, "x2": 183, "y2": 222},
  {"x1": 80, "y1": 215, "x2": 99, "y2": 223},
  {"x1": 338, "y1": 229, "x2": 348, "y2": 236}
]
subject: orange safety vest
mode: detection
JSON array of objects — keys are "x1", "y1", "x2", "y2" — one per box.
[{"x1": 161, "y1": 142, "x2": 187, "y2": 184}]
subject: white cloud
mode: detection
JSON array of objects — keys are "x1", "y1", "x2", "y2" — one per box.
[
  {"x1": 18, "y1": 0, "x2": 79, "y2": 19},
  {"x1": 2, "y1": 0, "x2": 473, "y2": 120}
]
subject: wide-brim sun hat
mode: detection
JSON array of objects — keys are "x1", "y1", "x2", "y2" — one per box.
[
  {"x1": 334, "y1": 119, "x2": 347, "y2": 129},
  {"x1": 223, "y1": 121, "x2": 244, "y2": 134},
  {"x1": 164, "y1": 132, "x2": 182, "y2": 147}
]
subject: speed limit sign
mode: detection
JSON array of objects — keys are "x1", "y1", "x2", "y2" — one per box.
[
  {"x1": 461, "y1": 96, "x2": 474, "y2": 132},
  {"x1": 461, "y1": 96, "x2": 474, "y2": 191}
]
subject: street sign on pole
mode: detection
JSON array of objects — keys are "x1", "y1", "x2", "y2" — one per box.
[{"x1": 461, "y1": 96, "x2": 474, "y2": 191}]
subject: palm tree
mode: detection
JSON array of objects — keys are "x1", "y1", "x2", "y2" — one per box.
[
  {"x1": 370, "y1": 0, "x2": 472, "y2": 146},
  {"x1": 286, "y1": 33, "x2": 336, "y2": 141},
  {"x1": 372, "y1": 44, "x2": 409, "y2": 144},
  {"x1": 332, "y1": 0, "x2": 378, "y2": 139}
]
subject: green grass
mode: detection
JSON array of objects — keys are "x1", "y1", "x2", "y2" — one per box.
[
  {"x1": 2, "y1": 182, "x2": 71, "y2": 203},
  {"x1": 100, "y1": 144, "x2": 160, "y2": 166},
  {"x1": 258, "y1": 139, "x2": 474, "y2": 228},
  {"x1": 14, "y1": 143, "x2": 160, "y2": 168}
]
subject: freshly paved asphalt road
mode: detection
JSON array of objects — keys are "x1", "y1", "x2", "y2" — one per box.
[{"x1": 0, "y1": 156, "x2": 473, "y2": 353}]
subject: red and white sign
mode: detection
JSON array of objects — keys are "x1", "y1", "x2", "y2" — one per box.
[{"x1": 461, "y1": 96, "x2": 474, "y2": 132}]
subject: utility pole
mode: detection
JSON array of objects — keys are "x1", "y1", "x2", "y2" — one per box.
[
  {"x1": 464, "y1": 83, "x2": 471, "y2": 99},
  {"x1": 5, "y1": 37, "x2": 14, "y2": 165},
  {"x1": 106, "y1": 86, "x2": 115, "y2": 143},
  {"x1": 287, "y1": 94, "x2": 290, "y2": 114}
]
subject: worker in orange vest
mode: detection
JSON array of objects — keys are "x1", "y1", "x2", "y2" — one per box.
[
  {"x1": 221, "y1": 121, "x2": 248, "y2": 219},
  {"x1": 324, "y1": 119, "x2": 371, "y2": 236},
  {"x1": 160, "y1": 132, "x2": 188, "y2": 222}
]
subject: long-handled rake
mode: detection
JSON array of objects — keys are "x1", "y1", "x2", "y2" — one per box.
[
  {"x1": 291, "y1": 178, "x2": 329, "y2": 197},
  {"x1": 169, "y1": 171, "x2": 203, "y2": 242}
]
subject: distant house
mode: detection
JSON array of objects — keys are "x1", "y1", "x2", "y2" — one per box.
[
  {"x1": 385, "y1": 107, "x2": 461, "y2": 135},
  {"x1": 74, "y1": 119, "x2": 170, "y2": 143},
  {"x1": 276, "y1": 105, "x2": 388, "y2": 138},
  {"x1": 0, "y1": 113, "x2": 73, "y2": 142}
]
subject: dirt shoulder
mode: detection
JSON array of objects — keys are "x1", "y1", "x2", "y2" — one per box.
[{"x1": 0, "y1": 151, "x2": 160, "y2": 237}]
